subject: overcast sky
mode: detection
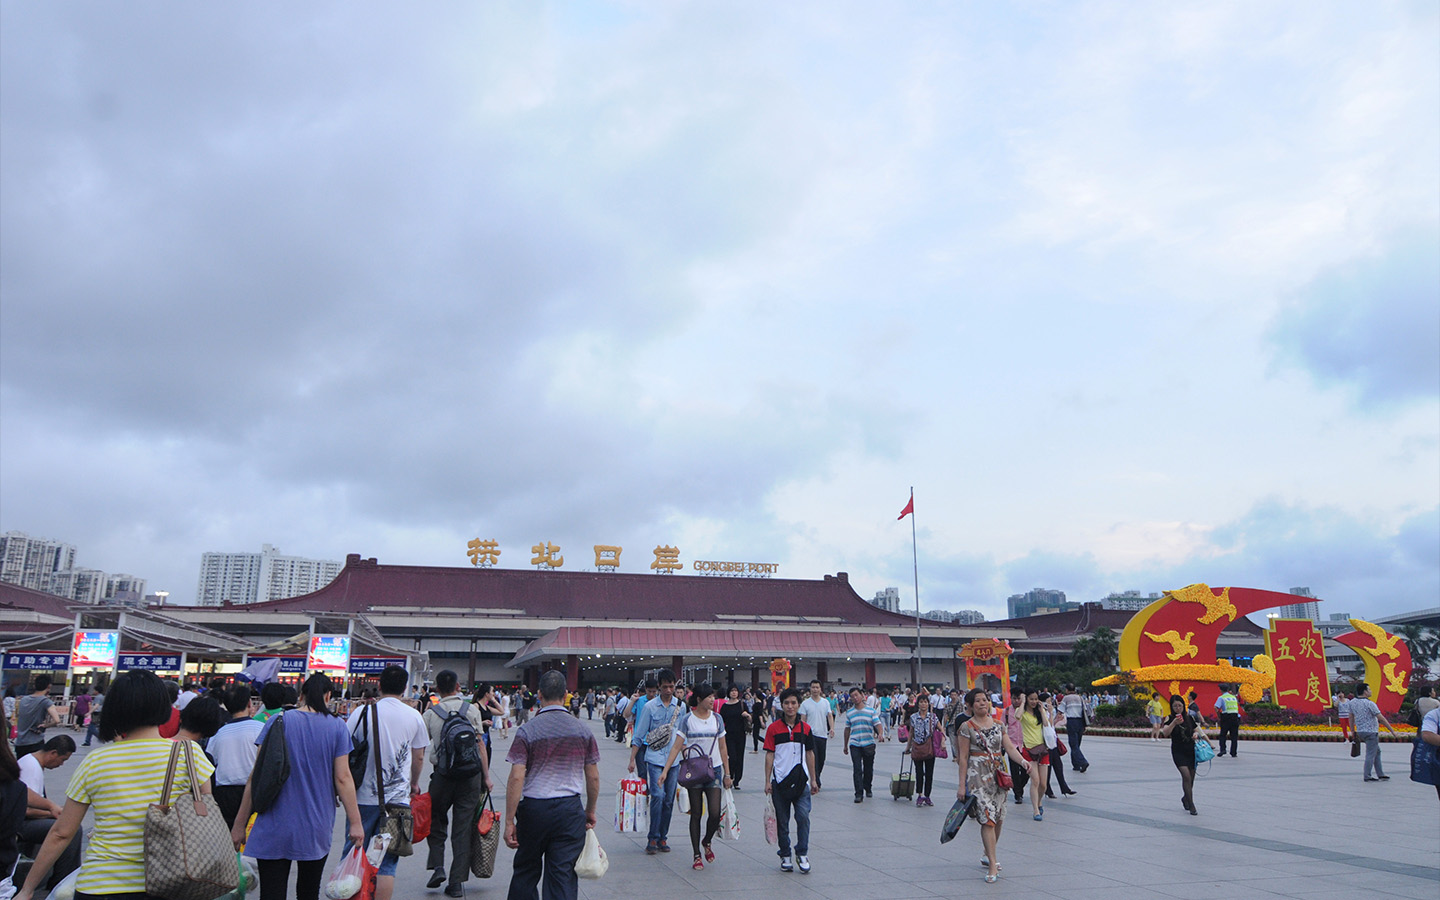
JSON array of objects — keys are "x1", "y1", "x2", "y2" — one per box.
[{"x1": 2, "y1": 3, "x2": 1436, "y2": 623}]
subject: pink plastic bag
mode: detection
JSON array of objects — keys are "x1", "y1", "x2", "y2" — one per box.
[{"x1": 763, "y1": 794, "x2": 778, "y2": 845}]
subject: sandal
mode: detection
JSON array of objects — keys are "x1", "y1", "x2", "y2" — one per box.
[
  {"x1": 985, "y1": 873, "x2": 999, "y2": 884},
  {"x1": 693, "y1": 856, "x2": 704, "y2": 870},
  {"x1": 703, "y1": 844, "x2": 715, "y2": 863}
]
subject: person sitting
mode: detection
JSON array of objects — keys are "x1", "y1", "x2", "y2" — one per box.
[{"x1": 16, "y1": 735, "x2": 82, "y2": 891}]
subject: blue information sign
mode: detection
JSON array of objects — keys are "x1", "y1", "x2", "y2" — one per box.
[
  {"x1": 117, "y1": 653, "x2": 183, "y2": 672},
  {"x1": 247, "y1": 656, "x2": 307, "y2": 673},
  {"x1": 2, "y1": 653, "x2": 71, "y2": 670},
  {"x1": 349, "y1": 657, "x2": 406, "y2": 674}
]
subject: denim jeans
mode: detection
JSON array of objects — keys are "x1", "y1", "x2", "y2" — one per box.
[
  {"x1": 1359, "y1": 732, "x2": 1384, "y2": 779},
  {"x1": 645, "y1": 761, "x2": 678, "y2": 844},
  {"x1": 1065, "y1": 717, "x2": 1088, "y2": 769},
  {"x1": 771, "y1": 787, "x2": 811, "y2": 857}
]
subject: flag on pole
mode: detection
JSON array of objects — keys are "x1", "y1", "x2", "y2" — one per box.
[{"x1": 898, "y1": 494, "x2": 914, "y2": 520}]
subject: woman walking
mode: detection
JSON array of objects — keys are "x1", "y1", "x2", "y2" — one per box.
[
  {"x1": 230, "y1": 673, "x2": 365, "y2": 900},
  {"x1": 717, "y1": 685, "x2": 750, "y2": 789},
  {"x1": 749, "y1": 689, "x2": 768, "y2": 753},
  {"x1": 14, "y1": 670, "x2": 218, "y2": 900},
  {"x1": 1160, "y1": 694, "x2": 1213, "y2": 815},
  {"x1": 1038, "y1": 693, "x2": 1078, "y2": 799},
  {"x1": 1001, "y1": 692, "x2": 1029, "y2": 804},
  {"x1": 1019, "y1": 690, "x2": 1051, "y2": 820},
  {"x1": 907, "y1": 694, "x2": 940, "y2": 807},
  {"x1": 1148, "y1": 692, "x2": 1168, "y2": 740},
  {"x1": 955, "y1": 689, "x2": 1032, "y2": 883},
  {"x1": 660, "y1": 684, "x2": 733, "y2": 870}
]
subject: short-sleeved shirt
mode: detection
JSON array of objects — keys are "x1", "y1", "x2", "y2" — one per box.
[
  {"x1": 423, "y1": 695, "x2": 485, "y2": 747},
  {"x1": 506, "y1": 705, "x2": 600, "y2": 799},
  {"x1": 245, "y1": 711, "x2": 352, "y2": 861},
  {"x1": 675, "y1": 710, "x2": 726, "y2": 767},
  {"x1": 1061, "y1": 693, "x2": 1085, "y2": 718},
  {"x1": 763, "y1": 718, "x2": 814, "y2": 782},
  {"x1": 14, "y1": 695, "x2": 53, "y2": 745},
  {"x1": 1422, "y1": 707, "x2": 1440, "y2": 736},
  {"x1": 67, "y1": 739, "x2": 216, "y2": 894},
  {"x1": 844, "y1": 706, "x2": 881, "y2": 748},
  {"x1": 207, "y1": 716, "x2": 265, "y2": 786},
  {"x1": 798, "y1": 697, "x2": 831, "y2": 737},
  {"x1": 346, "y1": 697, "x2": 429, "y2": 806},
  {"x1": 1349, "y1": 698, "x2": 1382, "y2": 734},
  {"x1": 18, "y1": 753, "x2": 45, "y2": 797},
  {"x1": 631, "y1": 696, "x2": 683, "y2": 767}
]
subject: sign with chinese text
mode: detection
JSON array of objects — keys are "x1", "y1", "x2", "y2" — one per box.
[
  {"x1": 308, "y1": 635, "x2": 351, "y2": 672},
  {"x1": 71, "y1": 631, "x2": 120, "y2": 669},
  {"x1": 247, "y1": 656, "x2": 307, "y2": 673},
  {"x1": 349, "y1": 657, "x2": 406, "y2": 674},
  {"x1": 117, "y1": 653, "x2": 183, "y2": 672},
  {"x1": 1264, "y1": 618, "x2": 1331, "y2": 714},
  {"x1": 2, "y1": 653, "x2": 71, "y2": 670}
]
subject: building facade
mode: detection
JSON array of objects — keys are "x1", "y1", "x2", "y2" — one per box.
[
  {"x1": 1007, "y1": 587, "x2": 1077, "y2": 619},
  {"x1": 0, "y1": 532, "x2": 77, "y2": 592},
  {"x1": 1278, "y1": 587, "x2": 1320, "y2": 621},
  {"x1": 1099, "y1": 590, "x2": 1161, "y2": 611},
  {"x1": 869, "y1": 587, "x2": 901, "y2": 613},
  {"x1": 196, "y1": 544, "x2": 341, "y2": 605}
]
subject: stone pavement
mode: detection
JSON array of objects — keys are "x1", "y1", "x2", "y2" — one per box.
[{"x1": 32, "y1": 717, "x2": 1439, "y2": 899}]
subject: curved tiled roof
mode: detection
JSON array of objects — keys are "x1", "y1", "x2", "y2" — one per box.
[{"x1": 252, "y1": 554, "x2": 931, "y2": 627}]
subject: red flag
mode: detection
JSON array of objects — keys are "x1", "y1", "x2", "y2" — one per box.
[{"x1": 898, "y1": 495, "x2": 914, "y2": 520}]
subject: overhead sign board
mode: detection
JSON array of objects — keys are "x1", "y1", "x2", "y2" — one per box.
[
  {"x1": 71, "y1": 631, "x2": 120, "y2": 669},
  {"x1": 308, "y1": 635, "x2": 351, "y2": 673}
]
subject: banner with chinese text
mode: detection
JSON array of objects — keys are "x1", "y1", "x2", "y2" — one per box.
[{"x1": 1264, "y1": 618, "x2": 1331, "y2": 714}]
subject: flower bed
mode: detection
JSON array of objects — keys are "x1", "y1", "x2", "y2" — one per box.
[{"x1": 1084, "y1": 725, "x2": 1414, "y2": 743}]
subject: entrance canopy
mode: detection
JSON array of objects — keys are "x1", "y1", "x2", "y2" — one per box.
[{"x1": 508, "y1": 625, "x2": 906, "y2": 669}]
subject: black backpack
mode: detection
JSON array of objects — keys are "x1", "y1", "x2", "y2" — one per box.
[
  {"x1": 349, "y1": 705, "x2": 371, "y2": 789},
  {"x1": 433, "y1": 701, "x2": 484, "y2": 780}
]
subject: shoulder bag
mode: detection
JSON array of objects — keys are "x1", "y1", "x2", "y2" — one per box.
[
  {"x1": 249, "y1": 712, "x2": 290, "y2": 814},
  {"x1": 470, "y1": 792, "x2": 500, "y2": 878},
  {"x1": 372, "y1": 701, "x2": 414, "y2": 857},
  {"x1": 910, "y1": 715, "x2": 935, "y2": 761},
  {"x1": 348, "y1": 704, "x2": 370, "y2": 788},
  {"x1": 145, "y1": 741, "x2": 241, "y2": 900},
  {"x1": 645, "y1": 703, "x2": 683, "y2": 751}
]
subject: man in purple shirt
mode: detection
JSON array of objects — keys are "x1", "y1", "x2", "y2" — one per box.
[{"x1": 504, "y1": 670, "x2": 600, "y2": 900}]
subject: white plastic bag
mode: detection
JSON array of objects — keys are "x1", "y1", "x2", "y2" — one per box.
[
  {"x1": 365, "y1": 833, "x2": 392, "y2": 868},
  {"x1": 324, "y1": 846, "x2": 367, "y2": 899},
  {"x1": 1042, "y1": 724, "x2": 1058, "y2": 749},
  {"x1": 43, "y1": 869, "x2": 78, "y2": 900},
  {"x1": 762, "y1": 794, "x2": 778, "y2": 845},
  {"x1": 676, "y1": 785, "x2": 690, "y2": 814},
  {"x1": 718, "y1": 788, "x2": 740, "y2": 841},
  {"x1": 574, "y1": 829, "x2": 608, "y2": 879}
]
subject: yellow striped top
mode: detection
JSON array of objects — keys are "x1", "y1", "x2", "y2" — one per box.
[{"x1": 66, "y1": 738, "x2": 216, "y2": 894}]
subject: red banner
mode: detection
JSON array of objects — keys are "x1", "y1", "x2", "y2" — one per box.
[{"x1": 1264, "y1": 619, "x2": 1331, "y2": 714}]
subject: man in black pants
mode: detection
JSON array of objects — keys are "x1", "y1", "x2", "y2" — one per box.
[
  {"x1": 1214, "y1": 684, "x2": 1241, "y2": 757},
  {"x1": 423, "y1": 669, "x2": 493, "y2": 897},
  {"x1": 504, "y1": 670, "x2": 600, "y2": 900}
]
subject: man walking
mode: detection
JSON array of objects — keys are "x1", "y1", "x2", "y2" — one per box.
[
  {"x1": 842, "y1": 687, "x2": 882, "y2": 802},
  {"x1": 1348, "y1": 683, "x2": 1396, "y2": 782},
  {"x1": 13, "y1": 675, "x2": 60, "y2": 758},
  {"x1": 423, "y1": 669, "x2": 493, "y2": 897},
  {"x1": 504, "y1": 670, "x2": 600, "y2": 900},
  {"x1": 764, "y1": 687, "x2": 818, "y2": 874},
  {"x1": 1060, "y1": 684, "x2": 1090, "y2": 772},
  {"x1": 81, "y1": 686, "x2": 104, "y2": 746},
  {"x1": 345, "y1": 665, "x2": 430, "y2": 900},
  {"x1": 628, "y1": 670, "x2": 681, "y2": 854},
  {"x1": 798, "y1": 680, "x2": 834, "y2": 789},
  {"x1": 1214, "y1": 684, "x2": 1241, "y2": 758}
]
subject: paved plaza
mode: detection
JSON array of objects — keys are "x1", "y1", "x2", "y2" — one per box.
[{"x1": 30, "y1": 718, "x2": 1440, "y2": 900}]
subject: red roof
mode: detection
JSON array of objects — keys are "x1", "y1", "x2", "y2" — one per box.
[
  {"x1": 253, "y1": 555, "x2": 928, "y2": 627},
  {"x1": 0, "y1": 582, "x2": 73, "y2": 619},
  {"x1": 510, "y1": 625, "x2": 905, "y2": 665}
]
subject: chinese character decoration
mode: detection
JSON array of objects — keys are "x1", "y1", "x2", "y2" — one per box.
[
  {"x1": 1264, "y1": 618, "x2": 1331, "y2": 714},
  {"x1": 593, "y1": 545, "x2": 622, "y2": 570},
  {"x1": 467, "y1": 539, "x2": 500, "y2": 567},
  {"x1": 1334, "y1": 619, "x2": 1412, "y2": 717},
  {"x1": 650, "y1": 545, "x2": 682, "y2": 574},
  {"x1": 530, "y1": 541, "x2": 563, "y2": 568}
]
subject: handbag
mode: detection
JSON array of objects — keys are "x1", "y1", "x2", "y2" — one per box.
[
  {"x1": 897, "y1": 724, "x2": 910, "y2": 742},
  {"x1": 1350, "y1": 737, "x2": 1361, "y2": 758},
  {"x1": 249, "y1": 712, "x2": 290, "y2": 814},
  {"x1": 940, "y1": 794, "x2": 977, "y2": 843},
  {"x1": 910, "y1": 716, "x2": 935, "y2": 761},
  {"x1": 989, "y1": 749, "x2": 1014, "y2": 790},
  {"x1": 1194, "y1": 740, "x2": 1216, "y2": 764},
  {"x1": 470, "y1": 793, "x2": 499, "y2": 879},
  {"x1": 677, "y1": 726, "x2": 719, "y2": 788},
  {"x1": 348, "y1": 705, "x2": 370, "y2": 789},
  {"x1": 145, "y1": 741, "x2": 241, "y2": 900},
  {"x1": 932, "y1": 728, "x2": 948, "y2": 760},
  {"x1": 371, "y1": 700, "x2": 414, "y2": 857},
  {"x1": 1042, "y1": 724, "x2": 1059, "y2": 749}
]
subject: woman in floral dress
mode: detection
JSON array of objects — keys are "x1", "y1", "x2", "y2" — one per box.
[{"x1": 955, "y1": 688, "x2": 1032, "y2": 884}]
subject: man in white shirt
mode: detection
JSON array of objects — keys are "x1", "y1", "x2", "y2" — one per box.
[
  {"x1": 1060, "y1": 684, "x2": 1090, "y2": 773},
  {"x1": 345, "y1": 665, "x2": 430, "y2": 900},
  {"x1": 207, "y1": 684, "x2": 265, "y2": 828},
  {"x1": 799, "y1": 680, "x2": 835, "y2": 789},
  {"x1": 16, "y1": 735, "x2": 81, "y2": 890},
  {"x1": 174, "y1": 681, "x2": 199, "y2": 710}
]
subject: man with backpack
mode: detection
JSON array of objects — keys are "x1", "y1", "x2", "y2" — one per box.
[{"x1": 421, "y1": 669, "x2": 492, "y2": 897}]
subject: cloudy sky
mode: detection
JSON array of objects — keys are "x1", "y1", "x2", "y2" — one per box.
[{"x1": 2, "y1": 2, "x2": 1436, "y2": 623}]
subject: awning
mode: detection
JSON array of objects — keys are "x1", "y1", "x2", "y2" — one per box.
[{"x1": 507, "y1": 626, "x2": 906, "y2": 668}]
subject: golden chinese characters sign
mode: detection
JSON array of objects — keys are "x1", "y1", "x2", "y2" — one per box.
[{"x1": 1264, "y1": 619, "x2": 1331, "y2": 715}]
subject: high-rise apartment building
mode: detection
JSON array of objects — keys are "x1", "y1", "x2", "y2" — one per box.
[
  {"x1": 0, "y1": 531, "x2": 77, "y2": 591},
  {"x1": 1278, "y1": 587, "x2": 1320, "y2": 621},
  {"x1": 196, "y1": 544, "x2": 342, "y2": 605},
  {"x1": 47, "y1": 567, "x2": 108, "y2": 604},
  {"x1": 869, "y1": 587, "x2": 902, "y2": 613},
  {"x1": 1007, "y1": 588, "x2": 1076, "y2": 619},
  {"x1": 1100, "y1": 590, "x2": 1162, "y2": 612}
]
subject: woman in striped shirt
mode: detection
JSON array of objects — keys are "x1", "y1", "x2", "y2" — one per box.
[{"x1": 16, "y1": 669, "x2": 216, "y2": 900}]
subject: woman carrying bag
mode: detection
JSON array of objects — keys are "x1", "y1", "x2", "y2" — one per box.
[
  {"x1": 659, "y1": 685, "x2": 732, "y2": 870},
  {"x1": 955, "y1": 689, "x2": 1033, "y2": 884},
  {"x1": 906, "y1": 695, "x2": 940, "y2": 807}
]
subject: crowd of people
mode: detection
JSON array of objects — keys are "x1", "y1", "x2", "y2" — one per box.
[{"x1": 2, "y1": 670, "x2": 1437, "y2": 900}]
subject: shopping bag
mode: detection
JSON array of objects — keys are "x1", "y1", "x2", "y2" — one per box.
[
  {"x1": 575, "y1": 829, "x2": 608, "y2": 879},
  {"x1": 762, "y1": 794, "x2": 778, "y2": 845},
  {"x1": 323, "y1": 846, "x2": 373, "y2": 900},
  {"x1": 471, "y1": 793, "x2": 500, "y2": 879},
  {"x1": 718, "y1": 788, "x2": 741, "y2": 841},
  {"x1": 676, "y1": 785, "x2": 690, "y2": 814},
  {"x1": 411, "y1": 793, "x2": 432, "y2": 843}
]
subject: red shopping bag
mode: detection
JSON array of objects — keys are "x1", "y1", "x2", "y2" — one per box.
[{"x1": 411, "y1": 792, "x2": 432, "y2": 842}]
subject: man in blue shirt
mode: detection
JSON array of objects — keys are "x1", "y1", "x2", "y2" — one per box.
[{"x1": 627, "y1": 670, "x2": 681, "y2": 854}]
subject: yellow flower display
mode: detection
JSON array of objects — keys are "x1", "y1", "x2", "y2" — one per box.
[{"x1": 1093, "y1": 656, "x2": 1275, "y2": 700}]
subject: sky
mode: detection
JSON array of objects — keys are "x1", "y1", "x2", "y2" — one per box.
[{"x1": 1, "y1": 2, "x2": 1436, "y2": 623}]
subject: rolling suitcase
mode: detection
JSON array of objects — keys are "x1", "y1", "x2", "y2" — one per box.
[{"x1": 890, "y1": 749, "x2": 915, "y2": 800}]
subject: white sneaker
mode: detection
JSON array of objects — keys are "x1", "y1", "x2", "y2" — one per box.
[
  {"x1": 780, "y1": 856, "x2": 793, "y2": 872},
  {"x1": 797, "y1": 855, "x2": 811, "y2": 874}
]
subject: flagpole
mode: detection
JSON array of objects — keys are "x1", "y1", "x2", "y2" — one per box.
[{"x1": 910, "y1": 486, "x2": 921, "y2": 692}]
